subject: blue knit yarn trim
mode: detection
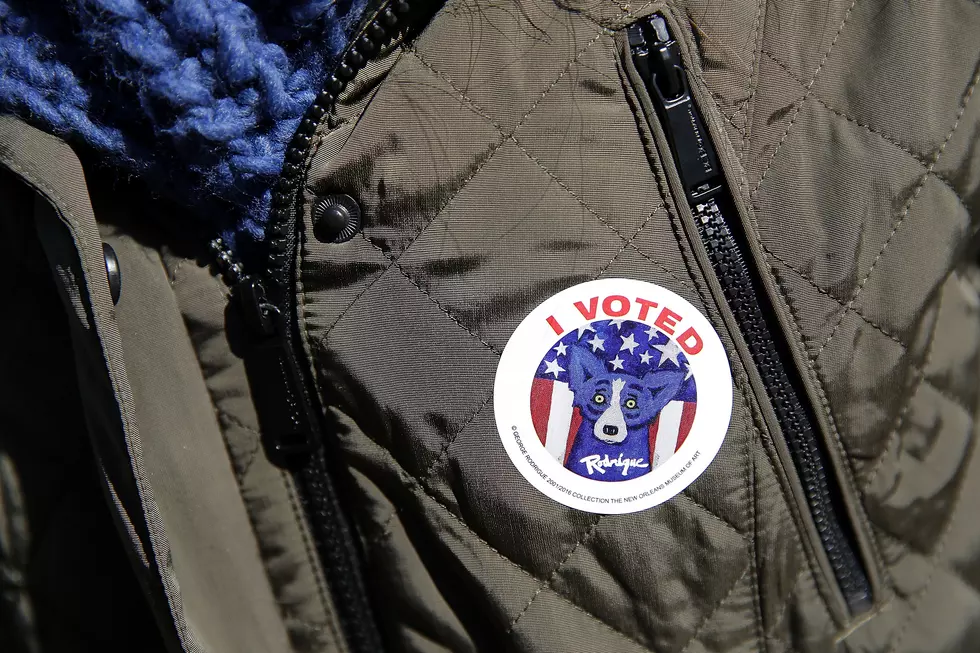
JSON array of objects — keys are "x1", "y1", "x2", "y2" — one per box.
[{"x1": 0, "y1": 0, "x2": 371, "y2": 250}]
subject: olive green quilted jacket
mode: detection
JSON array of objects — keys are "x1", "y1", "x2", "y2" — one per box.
[{"x1": 1, "y1": 1, "x2": 979, "y2": 652}]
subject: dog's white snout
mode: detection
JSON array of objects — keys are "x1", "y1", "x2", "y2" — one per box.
[{"x1": 594, "y1": 378, "x2": 627, "y2": 443}]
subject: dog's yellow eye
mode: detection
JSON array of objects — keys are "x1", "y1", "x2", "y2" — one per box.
[
  {"x1": 593, "y1": 393, "x2": 605, "y2": 404},
  {"x1": 624, "y1": 398, "x2": 638, "y2": 409}
]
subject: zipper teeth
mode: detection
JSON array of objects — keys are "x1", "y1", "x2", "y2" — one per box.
[
  {"x1": 625, "y1": 13, "x2": 871, "y2": 613},
  {"x1": 265, "y1": 0, "x2": 412, "y2": 284},
  {"x1": 258, "y1": 4, "x2": 418, "y2": 651},
  {"x1": 692, "y1": 198, "x2": 871, "y2": 607},
  {"x1": 206, "y1": 0, "x2": 412, "y2": 284},
  {"x1": 208, "y1": 237, "x2": 244, "y2": 284},
  {"x1": 298, "y1": 452, "x2": 384, "y2": 652},
  {"x1": 205, "y1": 4, "x2": 420, "y2": 651}
]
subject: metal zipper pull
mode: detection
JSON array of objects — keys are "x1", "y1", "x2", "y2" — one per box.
[
  {"x1": 210, "y1": 237, "x2": 320, "y2": 463},
  {"x1": 628, "y1": 17, "x2": 721, "y2": 205},
  {"x1": 212, "y1": 244, "x2": 384, "y2": 652},
  {"x1": 233, "y1": 273, "x2": 322, "y2": 465},
  {"x1": 198, "y1": 1, "x2": 432, "y2": 648},
  {"x1": 626, "y1": 15, "x2": 873, "y2": 614}
]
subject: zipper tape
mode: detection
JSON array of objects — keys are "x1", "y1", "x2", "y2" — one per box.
[
  {"x1": 625, "y1": 14, "x2": 873, "y2": 615},
  {"x1": 208, "y1": 2, "x2": 440, "y2": 651}
]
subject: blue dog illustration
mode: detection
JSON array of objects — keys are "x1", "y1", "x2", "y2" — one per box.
[{"x1": 566, "y1": 344, "x2": 686, "y2": 481}]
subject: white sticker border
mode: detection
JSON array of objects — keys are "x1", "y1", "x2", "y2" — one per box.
[{"x1": 493, "y1": 278, "x2": 733, "y2": 514}]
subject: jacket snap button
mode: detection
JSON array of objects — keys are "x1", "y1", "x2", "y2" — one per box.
[
  {"x1": 103, "y1": 243, "x2": 121, "y2": 305},
  {"x1": 312, "y1": 194, "x2": 361, "y2": 243}
]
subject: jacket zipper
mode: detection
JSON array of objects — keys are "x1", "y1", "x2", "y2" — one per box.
[
  {"x1": 626, "y1": 15, "x2": 872, "y2": 614},
  {"x1": 207, "y1": 2, "x2": 419, "y2": 650}
]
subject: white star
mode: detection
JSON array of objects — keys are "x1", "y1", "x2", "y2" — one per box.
[
  {"x1": 554, "y1": 341, "x2": 568, "y2": 356},
  {"x1": 684, "y1": 364, "x2": 694, "y2": 381},
  {"x1": 576, "y1": 323, "x2": 595, "y2": 339},
  {"x1": 653, "y1": 339, "x2": 683, "y2": 368},
  {"x1": 588, "y1": 334, "x2": 605, "y2": 352},
  {"x1": 645, "y1": 326, "x2": 662, "y2": 340},
  {"x1": 609, "y1": 318, "x2": 625, "y2": 330},
  {"x1": 639, "y1": 350, "x2": 653, "y2": 365},
  {"x1": 609, "y1": 355, "x2": 625, "y2": 371},
  {"x1": 620, "y1": 333, "x2": 639, "y2": 354},
  {"x1": 543, "y1": 358, "x2": 565, "y2": 378}
]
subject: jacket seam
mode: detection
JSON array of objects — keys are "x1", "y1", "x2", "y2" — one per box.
[
  {"x1": 350, "y1": 234, "x2": 502, "y2": 353},
  {"x1": 760, "y1": 50, "x2": 925, "y2": 158},
  {"x1": 506, "y1": 517, "x2": 603, "y2": 632},
  {"x1": 560, "y1": 0, "x2": 656, "y2": 32},
  {"x1": 627, "y1": 242, "x2": 707, "y2": 299},
  {"x1": 744, "y1": 378, "x2": 767, "y2": 653},
  {"x1": 280, "y1": 470, "x2": 344, "y2": 649},
  {"x1": 364, "y1": 438, "x2": 659, "y2": 651},
  {"x1": 765, "y1": 258, "x2": 893, "y2": 612},
  {"x1": 743, "y1": 0, "x2": 767, "y2": 158},
  {"x1": 815, "y1": 59, "x2": 980, "y2": 358},
  {"x1": 595, "y1": 203, "x2": 666, "y2": 278},
  {"x1": 763, "y1": 245, "x2": 906, "y2": 349},
  {"x1": 761, "y1": 48, "x2": 975, "y2": 214},
  {"x1": 749, "y1": 0, "x2": 859, "y2": 198},
  {"x1": 678, "y1": 568, "x2": 753, "y2": 653},
  {"x1": 859, "y1": 292, "x2": 945, "y2": 495}
]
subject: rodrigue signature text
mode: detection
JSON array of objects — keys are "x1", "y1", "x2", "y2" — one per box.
[{"x1": 579, "y1": 453, "x2": 650, "y2": 477}]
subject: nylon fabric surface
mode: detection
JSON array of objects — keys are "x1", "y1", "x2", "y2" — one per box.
[
  {"x1": 297, "y1": 0, "x2": 840, "y2": 650},
  {"x1": 0, "y1": 170, "x2": 167, "y2": 653},
  {"x1": 295, "y1": 0, "x2": 980, "y2": 651},
  {"x1": 0, "y1": 118, "x2": 353, "y2": 652},
  {"x1": 98, "y1": 222, "x2": 293, "y2": 653},
  {"x1": 0, "y1": 116, "x2": 200, "y2": 651},
  {"x1": 0, "y1": 0, "x2": 977, "y2": 650},
  {"x1": 81, "y1": 165, "x2": 352, "y2": 653},
  {"x1": 679, "y1": 0, "x2": 980, "y2": 649},
  {"x1": 164, "y1": 247, "x2": 353, "y2": 653}
]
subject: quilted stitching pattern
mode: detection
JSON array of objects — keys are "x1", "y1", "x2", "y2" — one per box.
[
  {"x1": 684, "y1": 0, "x2": 980, "y2": 648},
  {"x1": 294, "y1": 0, "x2": 796, "y2": 648},
  {"x1": 294, "y1": 0, "x2": 980, "y2": 649},
  {"x1": 335, "y1": 62, "x2": 750, "y2": 651}
]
